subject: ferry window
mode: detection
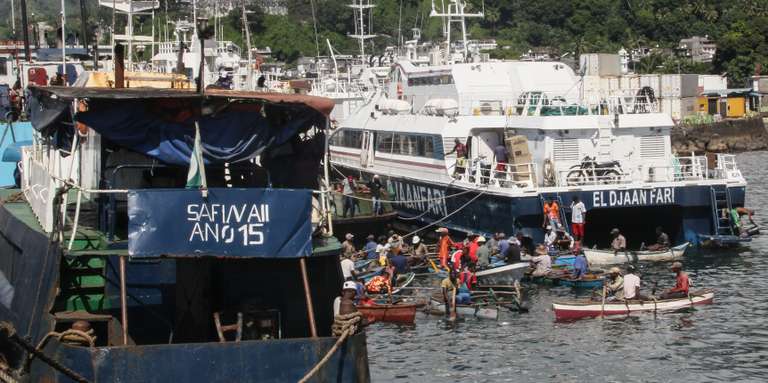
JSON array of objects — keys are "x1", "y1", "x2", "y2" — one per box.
[
  {"x1": 407, "y1": 78, "x2": 413, "y2": 86},
  {"x1": 0, "y1": 58, "x2": 6, "y2": 75},
  {"x1": 376, "y1": 132, "x2": 394, "y2": 153},
  {"x1": 423, "y1": 136, "x2": 435, "y2": 158},
  {"x1": 392, "y1": 133, "x2": 404, "y2": 154},
  {"x1": 329, "y1": 129, "x2": 362, "y2": 148}
]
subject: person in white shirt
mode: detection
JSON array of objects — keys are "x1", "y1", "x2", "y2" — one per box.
[
  {"x1": 570, "y1": 196, "x2": 587, "y2": 241},
  {"x1": 622, "y1": 265, "x2": 644, "y2": 300},
  {"x1": 340, "y1": 254, "x2": 356, "y2": 280},
  {"x1": 544, "y1": 226, "x2": 557, "y2": 251}
]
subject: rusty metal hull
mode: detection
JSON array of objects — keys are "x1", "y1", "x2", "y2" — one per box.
[{"x1": 30, "y1": 331, "x2": 370, "y2": 382}]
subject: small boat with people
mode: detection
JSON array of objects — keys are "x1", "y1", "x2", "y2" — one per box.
[
  {"x1": 584, "y1": 242, "x2": 690, "y2": 266},
  {"x1": 556, "y1": 273, "x2": 605, "y2": 289},
  {"x1": 552, "y1": 289, "x2": 715, "y2": 320}
]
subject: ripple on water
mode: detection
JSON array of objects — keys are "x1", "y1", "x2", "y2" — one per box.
[{"x1": 368, "y1": 151, "x2": 768, "y2": 382}]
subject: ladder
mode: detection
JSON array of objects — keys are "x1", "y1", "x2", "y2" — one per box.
[
  {"x1": 710, "y1": 186, "x2": 734, "y2": 236},
  {"x1": 596, "y1": 120, "x2": 613, "y2": 161}
]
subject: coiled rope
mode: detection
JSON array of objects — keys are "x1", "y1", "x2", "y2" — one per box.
[
  {"x1": 0, "y1": 322, "x2": 90, "y2": 383},
  {"x1": 297, "y1": 312, "x2": 362, "y2": 383}
]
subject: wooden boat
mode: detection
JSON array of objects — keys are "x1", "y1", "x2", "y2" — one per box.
[
  {"x1": 552, "y1": 289, "x2": 715, "y2": 321},
  {"x1": 475, "y1": 262, "x2": 529, "y2": 285},
  {"x1": 557, "y1": 274, "x2": 604, "y2": 289},
  {"x1": 357, "y1": 303, "x2": 418, "y2": 324},
  {"x1": 583, "y1": 242, "x2": 690, "y2": 265},
  {"x1": 427, "y1": 298, "x2": 499, "y2": 320}
]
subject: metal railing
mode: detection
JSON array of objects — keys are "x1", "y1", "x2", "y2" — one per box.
[
  {"x1": 455, "y1": 157, "x2": 537, "y2": 189},
  {"x1": 465, "y1": 93, "x2": 660, "y2": 117}
]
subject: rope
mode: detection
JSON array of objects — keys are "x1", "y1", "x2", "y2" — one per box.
[
  {"x1": 0, "y1": 322, "x2": 91, "y2": 383},
  {"x1": 0, "y1": 368, "x2": 18, "y2": 383},
  {"x1": 36, "y1": 330, "x2": 96, "y2": 350},
  {"x1": 298, "y1": 312, "x2": 362, "y2": 383},
  {"x1": 0, "y1": 191, "x2": 25, "y2": 206}
]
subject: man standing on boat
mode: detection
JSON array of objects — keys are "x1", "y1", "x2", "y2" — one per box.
[
  {"x1": 364, "y1": 235, "x2": 378, "y2": 260},
  {"x1": 447, "y1": 138, "x2": 468, "y2": 178},
  {"x1": 570, "y1": 196, "x2": 587, "y2": 241},
  {"x1": 646, "y1": 227, "x2": 670, "y2": 251},
  {"x1": 493, "y1": 143, "x2": 509, "y2": 178},
  {"x1": 342, "y1": 233, "x2": 357, "y2": 258},
  {"x1": 367, "y1": 175, "x2": 384, "y2": 216},
  {"x1": 605, "y1": 267, "x2": 625, "y2": 300},
  {"x1": 410, "y1": 236, "x2": 428, "y2": 263},
  {"x1": 341, "y1": 176, "x2": 356, "y2": 218},
  {"x1": 659, "y1": 262, "x2": 690, "y2": 299},
  {"x1": 476, "y1": 237, "x2": 492, "y2": 269},
  {"x1": 340, "y1": 253, "x2": 357, "y2": 281},
  {"x1": 610, "y1": 228, "x2": 627, "y2": 252},
  {"x1": 437, "y1": 227, "x2": 454, "y2": 269},
  {"x1": 530, "y1": 245, "x2": 552, "y2": 277}
]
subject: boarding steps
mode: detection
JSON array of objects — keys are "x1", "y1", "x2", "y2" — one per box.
[
  {"x1": 710, "y1": 186, "x2": 734, "y2": 236},
  {"x1": 596, "y1": 121, "x2": 614, "y2": 161}
]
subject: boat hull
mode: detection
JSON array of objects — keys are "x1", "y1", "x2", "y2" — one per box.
[
  {"x1": 584, "y1": 243, "x2": 689, "y2": 265},
  {"x1": 475, "y1": 262, "x2": 529, "y2": 285},
  {"x1": 427, "y1": 299, "x2": 499, "y2": 320},
  {"x1": 557, "y1": 277, "x2": 604, "y2": 289},
  {"x1": 552, "y1": 290, "x2": 715, "y2": 321},
  {"x1": 330, "y1": 166, "x2": 746, "y2": 247},
  {"x1": 358, "y1": 304, "x2": 418, "y2": 324}
]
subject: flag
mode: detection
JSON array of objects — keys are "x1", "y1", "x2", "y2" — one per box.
[{"x1": 186, "y1": 122, "x2": 208, "y2": 190}]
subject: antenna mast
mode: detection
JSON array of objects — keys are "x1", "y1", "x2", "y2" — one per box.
[
  {"x1": 430, "y1": 0, "x2": 483, "y2": 63},
  {"x1": 347, "y1": 0, "x2": 376, "y2": 60}
]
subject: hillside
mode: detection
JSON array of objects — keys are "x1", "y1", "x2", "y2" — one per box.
[{"x1": 1, "y1": 0, "x2": 767, "y2": 85}]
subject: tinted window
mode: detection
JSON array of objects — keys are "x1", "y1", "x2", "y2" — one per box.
[{"x1": 376, "y1": 132, "x2": 394, "y2": 153}]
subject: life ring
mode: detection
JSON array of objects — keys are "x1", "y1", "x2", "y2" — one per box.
[{"x1": 543, "y1": 158, "x2": 556, "y2": 186}]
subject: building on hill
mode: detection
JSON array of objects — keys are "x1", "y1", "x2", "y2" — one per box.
[{"x1": 678, "y1": 36, "x2": 717, "y2": 63}]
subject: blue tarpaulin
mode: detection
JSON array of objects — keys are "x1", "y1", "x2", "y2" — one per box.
[
  {"x1": 76, "y1": 99, "x2": 322, "y2": 166},
  {"x1": 128, "y1": 188, "x2": 313, "y2": 258}
]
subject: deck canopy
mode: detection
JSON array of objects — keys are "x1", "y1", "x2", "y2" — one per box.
[{"x1": 28, "y1": 86, "x2": 334, "y2": 166}]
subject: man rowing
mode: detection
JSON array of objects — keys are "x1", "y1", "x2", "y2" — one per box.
[
  {"x1": 659, "y1": 262, "x2": 690, "y2": 299},
  {"x1": 645, "y1": 226, "x2": 670, "y2": 251},
  {"x1": 605, "y1": 267, "x2": 624, "y2": 300},
  {"x1": 530, "y1": 245, "x2": 552, "y2": 277}
]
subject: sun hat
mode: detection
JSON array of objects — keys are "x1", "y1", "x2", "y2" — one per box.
[
  {"x1": 412, "y1": 236, "x2": 421, "y2": 244},
  {"x1": 609, "y1": 267, "x2": 622, "y2": 274},
  {"x1": 477, "y1": 236, "x2": 486, "y2": 243},
  {"x1": 345, "y1": 233, "x2": 354, "y2": 240},
  {"x1": 343, "y1": 281, "x2": 357, "y2": 290}
]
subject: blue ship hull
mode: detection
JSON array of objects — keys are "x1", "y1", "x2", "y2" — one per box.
[
  {"x1": 335, "y1": 169, "x2": 746, "y2": 248},
  {"x1": 0, "y1": 201, "x2": 370, "y2": 382}
]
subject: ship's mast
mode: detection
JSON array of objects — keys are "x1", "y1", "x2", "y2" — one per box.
[
  {"x1": 430, "y1": 0, "x2": 483, "y2": 63},
  {"x1": 347, "y1": 0, "x2": 376, "y2": 60}
]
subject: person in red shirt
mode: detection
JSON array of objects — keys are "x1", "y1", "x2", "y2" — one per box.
[
  {"x1": 450, "y1": 244, "x2": 465, "y2": 272},
  {"x1": 458, "y1": 265, "x2": 477, "y2": 291},
  {"x1": 436, "y1": 228, "x2": 454, "y2": 269},
  {"x1": 467, "y1": 234, "x2": 480, "y2": 265},
  {"x1": 660, "y1": 262, "x2": 690, "y2": 299}
]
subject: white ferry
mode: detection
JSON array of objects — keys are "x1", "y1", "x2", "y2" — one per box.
[{"x1": 329, "y1": 1, "x2": 748, "y2": 248}]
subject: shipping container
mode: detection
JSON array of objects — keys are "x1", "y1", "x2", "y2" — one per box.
[
  {"x1": 579, "y1": 54, "x2": 621, "y2": 77},
  {"x1": 659, "y1": 96, "x2": 698, "y2": 120},
  {"x1": 699, "y1": 75, "x2": 728, "y2": 94},
  {"x1": 660, "y1": 74, "x2": 699, "y2": 97}
]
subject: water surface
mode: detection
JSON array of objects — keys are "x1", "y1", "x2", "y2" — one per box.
[{"x1": 367, "y1": 151, "x2": 768, "y2": 382}]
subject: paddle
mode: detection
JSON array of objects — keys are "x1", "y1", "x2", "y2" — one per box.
[
  {"x1": 449, "y1": 287, "x2": 457, "y2": 322},
  {"x1": 600, "y1": 283, "x2": 607, "y2": 318}
]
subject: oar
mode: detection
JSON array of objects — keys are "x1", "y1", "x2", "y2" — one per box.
[
  {"x1": 600, "y1": 283, "x2": 607, "y2": 319},
  {"x1": 449, "y1": 287, "x2": 457, "y2": 322}
]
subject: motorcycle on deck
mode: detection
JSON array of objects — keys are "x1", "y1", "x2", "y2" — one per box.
[{"x1": 566, "y1": 156, "x2": 624, "y2": 185}]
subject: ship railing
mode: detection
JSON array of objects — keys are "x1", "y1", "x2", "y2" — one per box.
[
  {"x1": 456, "y1": 157, "x2": 537, "y2": 189},
  {"x1": 712, "y1": 153, "x2": 742, "y2": 180},
  {"x1": 464, "y1": 94, "x2": 659, "y2": 117},
  {"x1": 645, "y1": 155, "x2": 709, "y2": 182},
  {"x1": 556, "y1": 168, "x2": 633, "y2": 187}
]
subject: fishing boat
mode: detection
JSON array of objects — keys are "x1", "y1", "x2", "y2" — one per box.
[
  {"x1": 583, "y1": 243, "x2": 690, "y2": 265},
  {"x1": 427, "y1": 298, "x2": 499, "y2": 320},
  {"x1": 357, "y1": 303, "x2": 418, "y2": 324},
  {"x1": 552, "y1": 289, "x2": 715, "y2": 320},
  {"x1": 475, "y1": 262, "x2": 530, "y2": 285},
  {"x1": 557, "y1": 274, "x2": 604, "y2": 289},
  {"x1": 0, "y1": 83, "x2": 370, "y2": 381}
]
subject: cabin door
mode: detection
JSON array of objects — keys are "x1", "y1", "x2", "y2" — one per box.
[{"x1": 360, "y1": 131, "x2": 374, "y2": 167}]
